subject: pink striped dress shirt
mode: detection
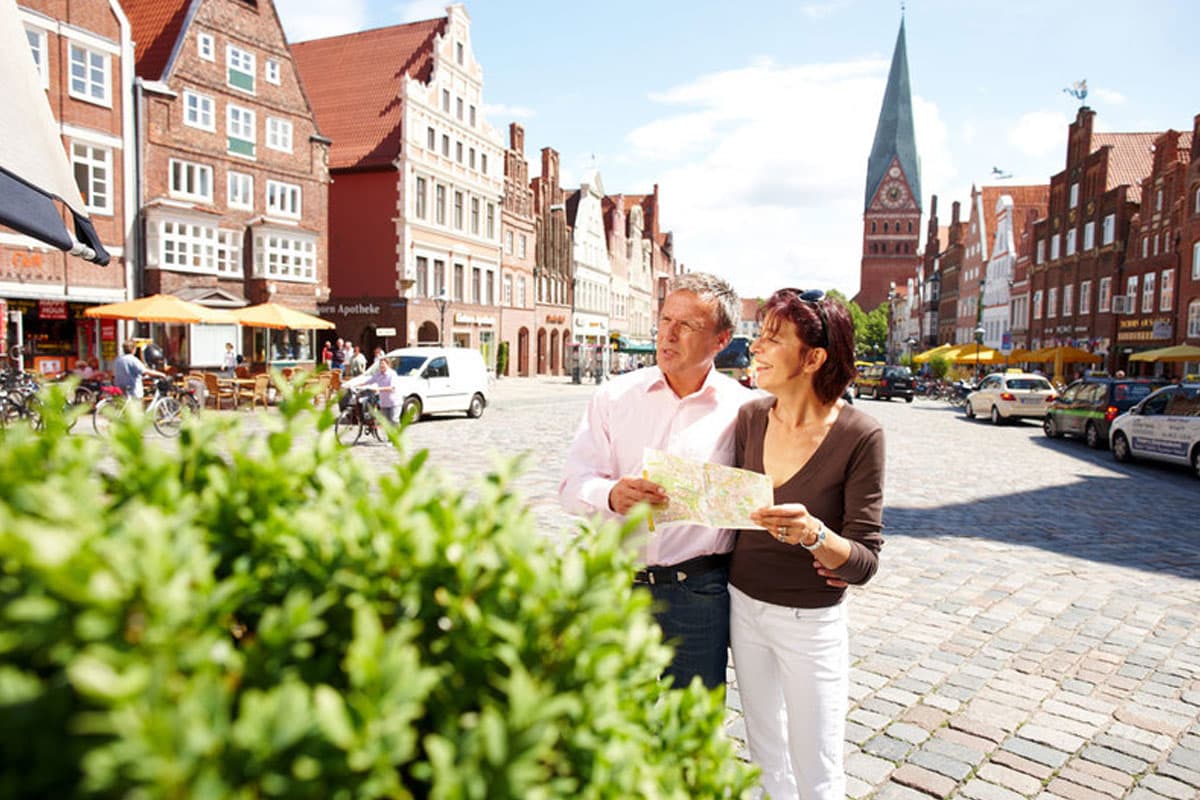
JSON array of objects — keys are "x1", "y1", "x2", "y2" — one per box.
[{"x1": 558, "y1": 366, "x2": 753, "y2": 567}]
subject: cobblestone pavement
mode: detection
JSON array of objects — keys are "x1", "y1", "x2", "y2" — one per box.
[{"x1": 233, "y1": 378, "x2": 1200, "y2": 799}]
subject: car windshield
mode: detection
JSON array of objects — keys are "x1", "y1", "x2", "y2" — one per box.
[
  {"x1": 393, "y1": 355, "x2": 427, "y2": 376},
  {"x1": 1007, "y1": 378, "x2": 1052, "y2": 391},
  {"x1": 885, "y1": 367, "x2": 912, "y2": 378},
  {"x1": 1117, "y1": 383, "x2": 1157, "y2": 403}
]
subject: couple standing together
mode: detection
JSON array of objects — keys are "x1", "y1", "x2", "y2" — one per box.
[{"x1": 559, "y1": 273, "x2": 885, "y2": 800}]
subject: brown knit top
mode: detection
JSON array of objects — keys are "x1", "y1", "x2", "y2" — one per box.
[{"x1": 729, "y1": 395, "x2": 885, "y2": 608}]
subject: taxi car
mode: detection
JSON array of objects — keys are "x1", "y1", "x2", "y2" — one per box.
[
  {"x1": 714, "y1": 336, "x2": 754, "y2": 387},
  {"x1": 1043, "y1": 377, "x2": 1167, "y2": 449},
  {"x1": 1109, "y1": 383, "x2": 1200, "y2": 478},
  {"x1": 964, "y1": 370, "x2": 1056, "y2": 425},
  {"x1": 854, "y1": 364, "x2": 915, "y2": 402}
]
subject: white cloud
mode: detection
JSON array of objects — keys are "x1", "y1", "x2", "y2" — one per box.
[
  {"x1": 620, "y1": 58, "x2": 951, "y2": 300},
  {"x1": 800, "y1": 0, "x2": 852, "y2": 19},
  {"x1": 1008, "y1": 111, "x2": 1070, "y2": 158},
  {"x1": 394, "y1": 0, "x2": 448, "y2": 23},
  {"x1": 276, "y1": 0, "x2": 369, "y2": 41},
  {"x1": 962, "y1": 121, "x2": 977, "y2": 145},
  {"x1": 1092, "y1": 87, "x2": 1127, "y2": 106},
  {"x1": 483, "y1": 103, "x2": 537, "y2": 120}
]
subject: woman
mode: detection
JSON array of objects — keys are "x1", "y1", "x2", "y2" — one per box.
[{"x1": 729, "y1": 288, "x2": 885, "y2": 800}]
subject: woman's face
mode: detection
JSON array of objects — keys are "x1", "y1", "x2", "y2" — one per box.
[{"x1": 750, "y1": 313, "x2": 806, "y2": 391}]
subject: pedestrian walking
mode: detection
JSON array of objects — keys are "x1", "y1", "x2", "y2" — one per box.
[
  {"x1": 559, "y1": 272, "x2": 752, "y2": 691},
  {"x1": 730, "y1": 288, "x2": 885, "y2": 800}
]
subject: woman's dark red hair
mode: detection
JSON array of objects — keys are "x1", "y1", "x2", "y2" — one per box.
[{"x1": 758, "y1": 290, "x2": 856, "y2": 404}]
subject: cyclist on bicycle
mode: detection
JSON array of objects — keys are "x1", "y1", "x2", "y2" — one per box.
[
  {"x1": 112, "y1": 340, "x2": 167, "y2": 399},
  {"x1": 358, "y1": 356, "x2": 403, "y2": 424}
]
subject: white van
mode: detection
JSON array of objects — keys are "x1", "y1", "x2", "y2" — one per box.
[
  {"x1": 1109, "y1": 383, "x2": 1200, "y2": 478},
  {"x1": 382, "y1": 346, "x2": 490, "y2": 420}
]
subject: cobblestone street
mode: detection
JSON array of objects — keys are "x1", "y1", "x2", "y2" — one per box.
[{"x1": 239, "y1": 376, "x2": 1200, "y2": 799}]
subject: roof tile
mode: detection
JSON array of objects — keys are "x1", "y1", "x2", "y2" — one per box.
[
  {"x1": 123, "y1": 0, "x2": 192, "y2": 79},
  {"x1": 292, "y1": 18, "x2": 446, "y2": 170},
  {"x1": 1092, "y1": 132, "x2": 1160, "y2": 204}
]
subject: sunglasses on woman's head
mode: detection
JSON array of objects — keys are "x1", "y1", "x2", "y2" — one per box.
[{"x1": 780, "y1": 288, "x2": 829, "y2": 347}]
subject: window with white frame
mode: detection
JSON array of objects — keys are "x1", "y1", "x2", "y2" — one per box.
[
  {"x1": 453, "y1": 264, "x2": 464, "y2": 301},
  {"x1": 435, "y1": 184, "x2": 446, "y2": 225},
  {"x1": 1156, "y1": 188, "x2": 1163, "y2": 211},
  {"x1": 415, "y1": 176, "x2": 427, "y2": 219},
  {"x1": 441, "y1": 89, "x2": 450, "y2": 112},
  {"x1": 1160, "y1": 269, "x2": 1174, "y2": 312},
  {"x1": 253, "y1": 231, "x2": 316, "y2": 281},
  {"x1": 1079, "y1": 280, "x2": 1092, "y2": 315},
  {"x1": 1033, "y1": 289, "x2": 1043, "y2": 320},
  {"x1": 456, "y1": 97, "x2": 463, "y2": 121},
  {"x1": 1062, "y1": 283, "x2": 1074, "y2": 316},
  {"x1": 503, "y1": 274, "x2": 512, "y2": 305},
  {"x1": 453, "y1": 190, "x2": 464, "y2": 229},
  {"x1": 25, "y1": 26, "x2": 47, "y2": 88},
  {"x1": 1069, "y1": 183, "x2": 1079, "y2": 209},
  {"x1": 266, "y1": 58, "x2": 280, "y2": 85},
  {"x1": 1141, "y1": 237, "x2": 1149, "y2": 258},
  {"x1": 1047, "y1": 287, "x2": 1058, "y2": 318},
  {"x1": 1193, "y1": 241, "x2": 1200, "y2": 279},
  {"x1": 1036, "y1": 240, "x2": 1045, "y2": 264},
  {"x1": 1098, "y1": 277, "x2": 1112, "y2": 312},
  {"x1": 518, "y1": 234, "x2": 526, "y2": 258},
  {"x1": 517, "y1": 276, "x2": 526, "y2": 307},
  {"x1": 1126, "y1": 275, "x2": 1138, "y2": 308},
  {"x1": 183, "y1": 90, "x2": 215, "y2": 131},
  {"x1": 1142, "y1": 272, "x2": 1155, "y2": 313},
  {"x1": 433, "y1": 259, "x2": 445, "y2": 297},
  {"x1": 504, "y1": 230, "x2": 513, "y2": 254},
  {"x1": 1065, "y1": 228, "x2": 1076, "y2": 257},
  {"x1": 227, "y1": 45, "x2": 255, "y2": 93},
  {"x1": 1189, "y1": 300, "x2": 1200, "y2": 338},
  {"x1": 1050, "y1": 233, "x2": 1060, "y2": 260},
  {"x1": 71, "y1": 143, "x2": 111, "y2": 214},
  {"x1": 427, "y1": 126, "x2": 435, "y2": 149},
  {"x1": 69, "y1": 43, "x2": 110, "y2": 105},
  {"x1": 456, "y1": 41, "x2": 464, "y2": 64},
  {"x1": 227, "y1": 105, "x2": 256, "y2": 157},
  {"x1": 486, "y1": 269, "x2": 495, "y2": 305},
  {"x1": 215, "y1": 229, "x2": 242, "y2": 276},
  {"x1": 455, "y1": 141, "x2": 463, "y2": 163},
  {"x1": 470, "y1": 197, "x2": 479, "y2": 234},
  {"x1": 1195, "y1": 186, "x2": 1200, "y2": 214},
  {"x1": 481, "y1": 153, "x2": 488, "y2": 175},
  {"x1": 266, "y1": 180, "x2": 301, "y2": 217},
  {"x1": 469, "y1": 105, "x2": 476, "y2": 127},
  {"x1": 160, "y1": 220, "x2": 215, "y2": 271},
  {"x1": 469, "y1": 147, "x2": 475, "y2": 169},
  {"x1": 169, "y1": 159, "x2": 212, "y2": 202},
  {"x1": 1083, "y1": 221, "x2": 1095, "y2": 251},
  {"x1": 198, "y1": 32, "x2": 214, "y2": 61},
  {"x1": 266, "y1": 117, "x2": 292, "y2": 152},
  {"x1": 227, "y1": 171, "x2": 253, "y2": 209},
  {"x1": 441, "y1": 134, "x2": 449, "y2": 157},
  {"x1": 486, "y1": 203, "x2": 495, "y2": 238},
  {"x1": 1102, "y1": 213, "x2": 1115, "y2": 245},
  {"x1": 1153, "y1": 234, "x2": 1160, "y2": 256}
]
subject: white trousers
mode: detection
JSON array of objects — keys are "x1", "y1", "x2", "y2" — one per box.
[{"x1": 730, "y1": 584, "x2": 848, "y2": 800}]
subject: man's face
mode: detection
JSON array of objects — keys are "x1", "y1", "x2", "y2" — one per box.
[{"x1": 655, "y1": 290, "x2": 729, "y2": 382}]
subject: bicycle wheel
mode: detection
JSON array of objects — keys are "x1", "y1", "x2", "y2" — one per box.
[
  {"x1": 152, "y1": 396, "x2": 184, "y2": 437},
  {"x1": 181, "y1": 392, "x2": 201, "y2": 416},
  {"x1": 93, "y1": 398, "x2": 122, "y2": 435},
  {"x1": 334, "y1": 407, "x2": 363, "y2": 445},
  {"x1": 0, "y1": 397, "x2": 22, "y2": 428}
]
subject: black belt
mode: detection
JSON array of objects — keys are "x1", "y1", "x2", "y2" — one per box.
[{"x1": 634, "y1": 553, "x2": 730, "y2": 586}]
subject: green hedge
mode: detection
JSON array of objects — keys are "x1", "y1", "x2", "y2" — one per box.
[{"x1": 0, "y1": 383, "x2": 757, "y2": 798}]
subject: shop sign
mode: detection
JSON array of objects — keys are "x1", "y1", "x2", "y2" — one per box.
[
  {"x1": 375, "y1": 327, "x2": 397, "y2": 336},
  {"x1": 452, "y1": 313, "x2": 495, "y2": 325},
  {"x1": 545, "y1": 314, "x2": 566, "y2": 324},
  {"x1": 317, "y1": 302, "x2": 381, "y2": 316},
  {"x1": 38, "y1": 299, "x2": 67, "y2": 320},
  {"x1": 6, "y1": 251, "x2": 44, "y2": 269},
  {"x1": 1152, "y1": 321, "x2": 1173, "y2": 340},
  {"x1": 100, "y1": 320, "x2": 116, "y2": 340}
]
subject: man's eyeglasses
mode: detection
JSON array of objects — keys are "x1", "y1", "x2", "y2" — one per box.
[{"x1": 781, "y1": 288, "x2": 828, "y2": 347}]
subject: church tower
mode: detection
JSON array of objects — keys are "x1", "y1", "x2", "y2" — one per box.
[{"x1": 856, "y1": 17, "x2": 922, "y2": 311}]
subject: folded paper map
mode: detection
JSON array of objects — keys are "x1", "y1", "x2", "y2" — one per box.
[{"x1": 642, "y1": 448, "x2": 773, "y2": 529}]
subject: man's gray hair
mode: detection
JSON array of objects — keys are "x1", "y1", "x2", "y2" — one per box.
[{"x1": 668, "y1": 272, "x2": 740, "y2": 333}]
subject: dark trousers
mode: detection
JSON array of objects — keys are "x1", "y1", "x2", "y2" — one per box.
[{"x1": 642, "y1": 565, "x2": 730, "y2": 691}]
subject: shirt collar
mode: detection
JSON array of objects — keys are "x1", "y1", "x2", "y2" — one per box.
[{"x1": 645, "y1": 365, "x2": 720, "y2": 400}]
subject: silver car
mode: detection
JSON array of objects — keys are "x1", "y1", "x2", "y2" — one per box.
[{"x1": 965, "y1": 371, "x2": 1057, "y2": 425}]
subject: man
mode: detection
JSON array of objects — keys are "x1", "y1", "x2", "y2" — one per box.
[
  {"x1": 559, "y1": 273, "x2": 751, "y2": 691},
  {"x1": 330, "y1": 338, "x2": 346, "y2": 372},
  {"x1": 347, "y1": 345, "x2": 367, "y2": 378},
  {"x1": 112, "y1": 340, "x2": 166, "y2": 399}
]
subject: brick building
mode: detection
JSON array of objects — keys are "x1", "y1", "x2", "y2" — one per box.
[
  {"x1": 602, "y1": 193, "x2": 628, "y2": 367},
  {"x1": 973, "y1": 184, "x2": 1048, "y2": 348},
  {"x1": 1029, "y1": 107, "x2": 1157, "y2": 373},
  {"x1": 857, "y1": 18, "x2": 922, "y2": 311},
  {"x1": 499, "y1": 123, "x2": 534, "y2": 375},
  {"x1": 293, "y1": 5, "x2": 504, "y2": 368},
  {"x1": 1118, "y1": 128, "x2": 1192, "y2": 372},
  {"x1": 2, "y1": 0, "x2": 134, "y2": 373},
  {"x1": 1184, "y1": 116, "x2": 1200, "y2": 362},
  {"x1": 914, "y1": 194, "x2": 944, "y2": 349},
  {"x1": 936, "y1": 201, "x2": 964, "y2": 345},
  {"x1": 530, "y1": 146, "x2": 571, "y2": 375},
  {"x1": 565, "y1": 172, "x2": 611, "y2": 375}
]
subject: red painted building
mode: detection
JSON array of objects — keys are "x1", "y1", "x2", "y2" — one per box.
[
  {"x1": 500, "y1": 123, "x2": 535, "y2": 375},
  {"x1": 531, "y1": 147, "x2": 572, "y2": 375}
]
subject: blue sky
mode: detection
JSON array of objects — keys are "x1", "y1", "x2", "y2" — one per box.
[{"x1": 277, "y1": 0, "x2": 1200, "y2": 302}]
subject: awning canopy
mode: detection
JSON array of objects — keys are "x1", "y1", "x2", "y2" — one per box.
[
  {"x1": 1128, "y1": 344, "x2": 1200, "y2": 363},
  {"x1": 615, "y1": 337, "x2": 655, "y2": 354},
  {"x1": 83, "y1": 294, "x2": 237, "y2": 324},
  {"x1": 0, "y1": 0, "x2": 109, "y2": 264}
]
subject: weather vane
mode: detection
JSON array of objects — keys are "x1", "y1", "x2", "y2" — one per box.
[
  {"x1": 991, "y1": 166, "x2": 1012, "y2": 180},
  {"x1": 1062, "y1": 79, "x2": 1088, "y2": 104}
]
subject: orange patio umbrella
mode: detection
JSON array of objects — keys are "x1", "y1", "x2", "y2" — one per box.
[
  {"x1": 231, "y1": 302, "x2": 336, "y2": 330},
  {"x1": 83, "y1": 293, "x2": 236, "y2": 324}
]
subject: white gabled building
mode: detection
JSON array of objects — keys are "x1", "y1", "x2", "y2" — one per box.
[{"x1": 566, "y1": 171, "x2": 611, "y2": 374}]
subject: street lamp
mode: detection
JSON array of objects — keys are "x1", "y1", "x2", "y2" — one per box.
[
  {"x1": 973, "y1": 324, "x2": 986, "y2": 382},
  {"x1": 434, "y1": 289, "x2": 449, "y2": 346}
]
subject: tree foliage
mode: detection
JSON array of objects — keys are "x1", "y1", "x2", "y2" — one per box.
[{"x1": 0, "y1": 384, "x2": 758, "y2": 799}]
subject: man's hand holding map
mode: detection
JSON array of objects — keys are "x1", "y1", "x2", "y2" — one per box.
[{"x1": 642, "y1": 448, "x2": 773, "y2": 530}]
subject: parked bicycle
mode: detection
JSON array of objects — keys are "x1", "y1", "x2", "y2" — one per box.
[
  {"x1": 92, "y1": 377, "x2": 190, "y2": 437},
  {"x1": 334, "y1": 387, "x2": 387, "y2": 445}
]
